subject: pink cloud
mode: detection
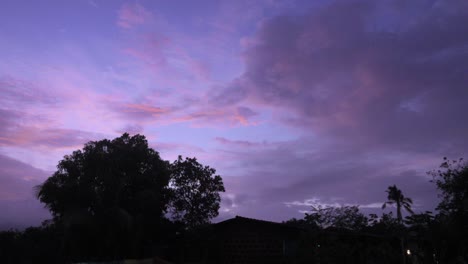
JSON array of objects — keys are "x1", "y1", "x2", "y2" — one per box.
[
  {"x1": 0, "y1": 73, "x2": 109, "y2": 150},
  {"x1": 122, "y1": 103, "x2": 169, "y2": 116},
  {"x1": 172, "y1": 106, "x2": 258, "y2": 127},
  {"x1": 107, "y1": 97, "x2": 259, "y2": 128},
  {"x1": 187, "y1": 58, "x2": 211, "y2": 81},
  {"x1": 0, "y1": 75, "x2": 57, "y2": 106},
  {"x1": 0, "y1": 123, "x2": 101, "y2": 150},
  {"x1": 233, "y1": 106, "x2": 258, "y2": 125},
  {"x1": 121, "y1": 32, "x2": 215, "y2": 84},
  {"x1": 117, "y1": 3, "x2": 152, "y2": 29},
  {"x1": 122, "y1": 33, "x2": 170, "y2": 72}
]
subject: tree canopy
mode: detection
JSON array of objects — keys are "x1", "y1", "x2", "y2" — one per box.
[
  {"x1": 37, "y1": 133, "x2": 225, "y2": 227},
  {"x1": 302, "y1": 205, "x2": 368, "y2": 231},
  {"x1": 169, "y1": 156, "x2": 225, "y2": 228},
  {"x1": 36, "y1": 134, "x2": 171, "y2": 221},
  {"x1": 428, "y1": 157, "x2": 468, "y2": 215},
  {"x1": 428, "y1": 157, "x2": 468, "y2": 261},
  {"x1": 34, "y1": 133, "x2": 225, "y2": 260}
]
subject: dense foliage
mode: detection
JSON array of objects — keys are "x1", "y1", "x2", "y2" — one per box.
[
  {"x1": 37, "y1": 134, "x2": 170, "y2": 222},
  {"x1": 32, "y1": 133, "x2": 224, "y2": 261},
  {"x1": 429, "y1": 157, "x2": 468, "y2": 215},
  {"x1": 169, "y1": 156, "x2": 225, "y2": 228},
  {"x1": 304, "y1": 205, "x2": 369, "y2": 231},
  {"x1": 428, "y1": 157, "x2": 468, "y2": 262}
]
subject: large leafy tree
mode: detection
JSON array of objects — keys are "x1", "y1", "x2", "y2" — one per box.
[
  {"x1": 35, "y1": 133, "x2": 224, "y2": 260},
  {"x1": 427, "y1": 157, "x2": 468, "y2": 262},
  {"x1": 36, "y1": 134, "x2": 171, "y2": 259},
  {"x1": 169, "y1": 156, "x2": 225, "y2": 228},
  {"x1": 382, "y1": 185, "x2": 413, "y2": 223},
  {"x1": 36, "y1": 133, "x2": 170, "y2": 220},
  {"x1": 428, "y1": 157, "x2": 468, "y2": 215}
]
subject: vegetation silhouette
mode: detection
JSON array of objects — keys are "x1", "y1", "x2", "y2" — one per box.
[
  {"x1": 382, "y1": 185, "x2": 414, "y2": 224},
  {"x1": 305, "y1": 205, "x2": 368, "y2": 231},
  {"x1": 169, "y1": 156, "x2": 225, "y2": 229},
  {"x1": 0, "y1": 154, "x2": 467, "y2": 263},
  {"x1": 427, "y1": 157, "x2": 468, "y2": 263},
  {"x1": 281, "y1": 159, "x2": 467, "y2": 263},
  {"x1": 2, "y1": 133, "x2": 224, "y2": 263}
]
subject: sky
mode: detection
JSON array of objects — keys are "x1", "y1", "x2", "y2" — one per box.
[{"x1": 1, "y1": 0, "x2": 467, "y2": 229}]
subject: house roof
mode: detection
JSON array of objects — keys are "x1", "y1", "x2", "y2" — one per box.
[{"x1": 215, "y1": 215, "x2": 304, "y2": 233}]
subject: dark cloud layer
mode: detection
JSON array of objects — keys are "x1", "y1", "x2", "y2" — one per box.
[
  {"x1": 215, "y1": 0, "x2": 467, "y2": 221},
  {"x1": 223, "y1": 0, "x2": 468, "y2": 153},
  {"x1": 0, "y1": 154, "x2": 50, "y2": 229}
]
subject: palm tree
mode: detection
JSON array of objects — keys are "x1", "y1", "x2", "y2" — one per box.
[{"x1": 382, "y1": 185, "x2": 414, "y2": 223}]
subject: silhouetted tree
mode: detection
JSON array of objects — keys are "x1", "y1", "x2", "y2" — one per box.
[
  {"x1": 382, "y1": 185, "x2": 413, "y2": 223},
  {"x1": 283, "y1": 218, "x2": 318, "y2": 230},
  {"x1": 304, "y1": 205, "x2": 368, "y2": 231},
  {"x1": 428, "y1": 157, "x2": 468, "y2": 215},
  {"x1": 0, "y1": 221, "x2": 65, "y2": 264},
  {"x1": 367, "y1": 212, "x2": 403, "y2": 235},
  {"x1": 428, "y1": 157, "x2": 468, "y2": 262},
  {"x1": 36, "y1": 133, "x2": 170, "y2": 220},
  {"x1": 404, "y1": 211, "x2": 434, "y2": 229},
  {"x1": 35, "y1": 133, "x2": 170, "y2": 259},
  {"x1": 169, "y1": 156, "x2": 225, "y2": 228},
  {"x1": 35, "y1": 133, "x2": 224, "y2": 261}
]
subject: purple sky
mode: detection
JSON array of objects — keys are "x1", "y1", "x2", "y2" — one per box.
[{"x1": 1, "y1": 0, "x2": 467, "y2": 229}]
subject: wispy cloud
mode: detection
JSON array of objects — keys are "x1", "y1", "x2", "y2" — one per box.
[
  {"x1": 117, "y1": 3, "x2": 152, "y2": 29},
  {"x1": 284, "y1": 198, "x2": 384, "y2": 210}
]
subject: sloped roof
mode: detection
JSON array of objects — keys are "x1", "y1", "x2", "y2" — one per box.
[{"x1": 215, "y1": 215, "x2": 304, "y2": 233}]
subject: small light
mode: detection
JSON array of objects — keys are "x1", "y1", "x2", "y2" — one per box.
[
  {"x1": 317, "y1": 244, "x2": 320, "y2": 248},
  {"x1": 406, "y1": 249, "x2": 411, "y2": 255}
]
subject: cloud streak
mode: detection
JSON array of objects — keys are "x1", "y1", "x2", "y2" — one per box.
[{"x1": 117, "y1": 3, "x2": 153, "y2": 29}]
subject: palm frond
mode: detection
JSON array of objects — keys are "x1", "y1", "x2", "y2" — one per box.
[
  {"x1": 403, "y1": 197, "x2": 413, "y2": 204},
  {"x1": 403, "y1": 204, "x2": 414, "y2": 214},
  {"x1": 382, "y1": 201, "x2": 394, "y2": 209}
]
